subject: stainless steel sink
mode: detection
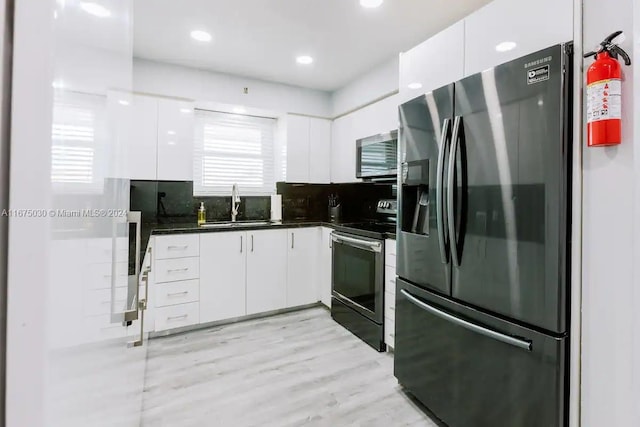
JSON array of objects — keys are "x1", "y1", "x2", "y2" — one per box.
[{"x1": 200, "y1": 221, "x2": 272, "y2": 229}]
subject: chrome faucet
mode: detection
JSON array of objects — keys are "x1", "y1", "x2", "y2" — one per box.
[{"x1": 231, "y1": 184, "x2": 241, "y2": 222}]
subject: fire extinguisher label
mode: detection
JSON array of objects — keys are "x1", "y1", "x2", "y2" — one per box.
[{"x1": 587, "y1": 79, "x2": 622, "y2": 123}]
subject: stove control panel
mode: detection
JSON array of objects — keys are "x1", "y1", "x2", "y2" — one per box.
[{"x1": 376, "y1": 199, "x2": 398, "y2": 215}]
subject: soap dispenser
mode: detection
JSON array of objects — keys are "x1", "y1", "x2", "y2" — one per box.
[{"x1": 198, "y1": 202, "x2": 206, "y2": 226}]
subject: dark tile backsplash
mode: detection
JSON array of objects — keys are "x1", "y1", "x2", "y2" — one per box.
[
  {"x1": 276, "y1": 182, "x2": 394, "y2": 222},
  {"x1": 130, "y1": 180, "x2": 270, "y2": 225}
]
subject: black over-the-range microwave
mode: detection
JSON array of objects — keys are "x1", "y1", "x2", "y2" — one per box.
[{"x1": 355, "y1": 130, "x2": 398, "y2": 180}]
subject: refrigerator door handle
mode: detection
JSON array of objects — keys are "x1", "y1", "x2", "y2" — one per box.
[
  {"x1": 400, "y1": 289, "x2": 532, "y2": 351},
  {"x1": 447, "y1": 116, "x2": 461, "y2": 267},
  {"x1": 436, "y1": 118, "x2": 451, "y2": 264}
]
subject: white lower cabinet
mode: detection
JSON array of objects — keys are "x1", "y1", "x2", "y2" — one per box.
[
  {"x1": 199, "y1": 232, "x2": 247, "y2": 323},
  {"x1": 286, "y1": 228, "x2": 319, "y2": 307},
  {"x1": 319, "y1": 227, "x2": 333, "y2": 308},
  {"x1": 384, "y1": 238, "x2": 397, "y2": 349},
  {"x1": 147, "y1": 227, "x2": 328, "y2": 334},
  {"x1": 246, "y1": 229, "x2": 288, "y2": 315}
]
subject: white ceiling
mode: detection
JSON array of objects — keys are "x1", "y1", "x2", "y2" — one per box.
[{"x1": 133, "y1": 0, "x2": 492, "y2": 92}]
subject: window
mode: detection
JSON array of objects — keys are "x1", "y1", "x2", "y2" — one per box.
[
  {"x1": 51, "y1": 92, "x2": 106, "y2": 193},
  {"x1": 194, "y1": 110, "x2": 277, "y2": 196}
]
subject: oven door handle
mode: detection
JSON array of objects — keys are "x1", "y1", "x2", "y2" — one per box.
[{"x1": 331, "y1": 234, "x2": 382, "y2": 253}]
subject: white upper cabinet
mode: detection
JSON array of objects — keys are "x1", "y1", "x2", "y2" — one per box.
[
  {"x1": 199, "y1": 232, "x2": 247, "y2": 323},
  {"x1": 331, "y1": 95, "x2": 399, "y2": 183},
  {"x1": 286, "y1": 228, "x2": 319, "y2": 308},
  {"x1": 128, "y1": 95, "x2": 158, "y2": 180},
  {"x1": 308, "y1": 118, "x2": 331, "y2": 184},
  {"x1": 156, "y1": 99, "x2": 194, "y2": 181},
  {"x1": 285, "y1": 115, "x2": 310, "y2": 183},
  {"x1": 463, "y1": 0, "x2": 573, "y2": 77},
  {"x1": 285, "y1": 115, "x2": 331, "y2": 184},
  {"x1": 246, "y1": 229, "x2": 288, "y2": 315},
  {"x1": 399, "y1": 21, "x2": 465, "y2": 103}
]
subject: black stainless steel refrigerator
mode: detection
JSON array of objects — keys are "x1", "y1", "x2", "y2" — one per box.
[{"x1": 394, "y1": 43, "x2": 572, "y2": 427}]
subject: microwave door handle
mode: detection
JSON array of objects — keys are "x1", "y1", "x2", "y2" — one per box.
[
  {"x1": 436, "y1": 118, "x2": 451, "y2": 264},
  {"x1": 447, "y1": 116, "x2": 461, "y2": 267}
]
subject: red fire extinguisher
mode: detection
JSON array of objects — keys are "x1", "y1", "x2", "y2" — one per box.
[{"x1": 584, "y1": 31, "x2": 631, "y2": 147}]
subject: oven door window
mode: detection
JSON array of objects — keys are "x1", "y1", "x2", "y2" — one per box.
[{"x1": 333, "y1": 241, "x2": 377, "y2": 313}]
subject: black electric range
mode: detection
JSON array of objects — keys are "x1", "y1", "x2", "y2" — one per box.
[{"x1": 330, "y1": 198, "x2": 397, "y2": 352}]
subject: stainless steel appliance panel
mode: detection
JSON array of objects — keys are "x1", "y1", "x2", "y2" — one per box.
[
  {"x1": 331, "y1": 232, "x2": 384, "y2": 323},
  {"x1": 397, "y1": 86, "x2": 454, "y2": 295},
  {"x1": 356, "y1": 130, "x2": 398, "y2": 179},
  {"x1": 451, "y1": 44, "x2": 570, "y2": 334},
  {"x1": 394, "y1": 279, "x2": 567, "y2": 427}
]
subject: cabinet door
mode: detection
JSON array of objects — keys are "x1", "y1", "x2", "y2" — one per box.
[
  {"x1": 286, "y1": 228, "x2": 319, "y2": 307},
  {"x1": 157, "y1": 99, "x2": 194, "y2": 181},
  {"x1": 464, "y1": 0, "x2": 573, "y2": 76},
  {"x1": 319, "y1": 227, "x2": 333, "y2": 308},
  {"x1": 246, "y1": 230, "x2": 287, "y2": 314},
  {"x1": 308, "y1": 118, "x2": 331, "y2": 183},
  {"x1": 199, "y1": 232, "x2": 247, "y2": 323},
  {"x1": 129, "y1": 95, "x2": 158, "y2": 180},
  {"x1": 399, "y1": 21, "x2": 465, "y2": 103},
  {"x1": 286, "y1": 115, "x2": 310, "y2": 182},
  {"x1": 330, "y1": 114, "x2": 356, "y2": 183}
]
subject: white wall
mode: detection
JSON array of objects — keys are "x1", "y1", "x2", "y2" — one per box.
[
  {"x1": 330, "y1": 57, "x2": 399, "y2": 117},
  {"x1": 581, "y1": 0, "x2": 638, "y2": 426},
  {"x1": 0, "y1": 0, "x2": 10, "y2": 421},
  {"x1": 133, "y1": 58, "x2": 332, "y2": 118}
]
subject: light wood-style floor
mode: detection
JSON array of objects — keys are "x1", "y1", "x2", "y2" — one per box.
[{"x1": 141, "y1": 307, "x2": 439, "y2": 427}]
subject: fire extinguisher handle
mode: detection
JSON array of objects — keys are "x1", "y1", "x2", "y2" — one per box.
[{"x1": 612, "y1": 45, "x2": 632, "y2": 66}]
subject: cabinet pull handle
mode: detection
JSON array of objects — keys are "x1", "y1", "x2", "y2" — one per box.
[
  {"x1": 251, "y1": 235, "x2": 254, "y2": 252},
  {"x1": 167, "y1": 245, "x2": 188, "y2": 250},
  {"x1": 167, "y1": 291, "x2": 188, "y2": 297},
  {"x1": 167, "y1": 267, "x2": 189, "y2": 273},
  {"x1": 167, "y1": 314, "x2": 188, "y2": 321},
  {"x1": 291, "y1": 232, "x2": 295, "y2": 249},
  {"x1": 240, "y1": 235, "x2": 243, "y2": 253}
]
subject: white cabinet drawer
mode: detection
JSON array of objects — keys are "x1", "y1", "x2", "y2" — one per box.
[
  {"x1": 155, "y1": 302, "x2": 199, "y2": 331},
  {"x1": 86, "y1": 237, "x2": 128, "y2": 264},
  {"x1": 385, "y1": 266, "x2": 396, "y2": 295},
  {"x1": 385, "y1": 239, "x2": 396, "y2": 268},
  {"x1": 82, "y1": 314, "x2": 127, "y2": 343},
  {"x1": 154, "y1": 257, "x2": 199, "y2": 283},
  {"x1": 155, "y1": 279, "x2": 199, "y2": 308},
  {"x1": 85, "y1": 262, "x2": 129, "y2": 290},
  {"x1": 155, "y1": 234, "x2": 199, "y2": 260},
  {"x1": 385, "y1": 319, "x2": 395, "y2": 348},
  {"x1": 384, "y1": 291, "x2": 396, "y2": 320},
  {"x1": 84, "y1": 287, "x2": 128, "y2": 316}
]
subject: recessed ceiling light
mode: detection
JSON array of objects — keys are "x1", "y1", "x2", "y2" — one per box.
[
  {"x1": 408, "y1": 82, "x2": 422, "y2": 90},
  {"x1": 118, "y1": 100, "x2": 130, "y2": 106},
  {"x1": 80, "y1": 2, "x2": 111, "y2": 18},
  {"x1": 296, "y1": 55, "x2": 314, "y2": 65},
  {"x1": 190, "y1": 30, "x2": 212, "y2": 43},
  {"x1": 168, "y1": 141, "x2": 176, "y2": 146},
  {"x1": 168, "y1": 130, "x2": 176, "y2": 135},
  {"x1": 180, "y1": 108, "x2": 192, "y2": 114},
  {"x1": 495, "y1": 41, "x2": 517, "y2": 52},
  {"x1": 360, "y1": 0, "x2": 384, "y2": 8},
  {"x1": 52, "y1": 80, "x2": 64, "y2": 89},
  {"x1": 233, "y1": 106, "x2": 247, "y2": 114}
]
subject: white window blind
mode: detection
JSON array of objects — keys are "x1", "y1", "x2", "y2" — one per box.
[
  {"x1": 51, "y1": 93, "x2": 106, "y2": 193},
  {"x1": 194, "y1": 110, "x2": 277, "y2": 196}
]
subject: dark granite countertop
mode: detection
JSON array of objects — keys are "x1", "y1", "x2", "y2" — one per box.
[{"x1": 149, "y1": 220, "x2": 397, "y2": 240}]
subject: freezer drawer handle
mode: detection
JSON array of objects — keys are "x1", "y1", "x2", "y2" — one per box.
[{"x1": 400, "y1": 289, "x2": 532, "y2": 351}]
